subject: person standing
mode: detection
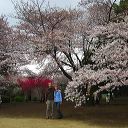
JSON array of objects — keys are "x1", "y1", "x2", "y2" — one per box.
[
  {"x1": 45, "y1": 83, "x2": 54, "y2": 119},
  {"x1": 54, "y1": 85, "x2": 63, "y2": 119}
]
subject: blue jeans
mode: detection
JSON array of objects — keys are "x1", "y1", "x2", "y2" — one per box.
[{"x1": 55, "y1": 102, "x2": 61, "y2": 113}]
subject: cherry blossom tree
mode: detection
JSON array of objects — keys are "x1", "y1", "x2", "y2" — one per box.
[
  {"x1": 79, "y1": 0, "x2": 118, "y2": 25},
  {"x1": 63, "y1": 0, "x2": 128, "y2": 107},
  {"x1": 0, "y1": 15, "x2": 35, "y2": 87},
  {"x1": 13, "y1": 0, "x2": 96, "y2": 81},
  {"x1": 65, "y1": 21, "x2": 128, "y2": 107},
  {"x1": 0, "y1": 16, "x2": 18, "y2": 87}
]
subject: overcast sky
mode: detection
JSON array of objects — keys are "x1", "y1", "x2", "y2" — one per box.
[{"x1": 0, "y1": 0, "x2": 80, "y2": 24}]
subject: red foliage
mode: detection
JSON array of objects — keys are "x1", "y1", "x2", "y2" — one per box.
[{"x1": 17, "y1": 77, "x2": 53, "y2": 91}]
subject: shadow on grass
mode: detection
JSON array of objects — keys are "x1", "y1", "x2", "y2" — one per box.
[
  {"x1": 0, "y1": 102, "x2": 128, "y2": 128},
  {"x1": 64, "y1": 104, "x2": 128, "y2": 127}
]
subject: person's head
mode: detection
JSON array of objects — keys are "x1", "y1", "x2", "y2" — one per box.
[
  {"x1": 48, "y1": 83, "x2": 52, "y2": 88},
  {"x1": 54, "y1": 85, "x2": 60, "y2": 90}
]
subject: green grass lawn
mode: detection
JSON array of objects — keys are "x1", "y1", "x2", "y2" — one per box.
[{"x1": 0, "y1": 102, "x2": 128, "y2": 128}]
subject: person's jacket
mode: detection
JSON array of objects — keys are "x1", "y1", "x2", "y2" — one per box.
[
  {"x1": 54, "y1": 90, "x2": 62, "y2": 103},
  {"x1": 46, "y1": 87, "x2": 54, "y2": 101}
]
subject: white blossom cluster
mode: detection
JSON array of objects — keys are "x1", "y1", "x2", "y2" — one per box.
[{"x1": 65, "y1": 79, "x2": 86, "y2": 107}]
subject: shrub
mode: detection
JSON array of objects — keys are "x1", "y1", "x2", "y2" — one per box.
[{"x1": 14, "y1": 96, "x2": 24, "y2": 102}]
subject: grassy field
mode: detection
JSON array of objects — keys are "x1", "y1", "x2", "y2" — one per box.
[{"x1": 0, "y1": 102, "x2": 128, "y2": 128}]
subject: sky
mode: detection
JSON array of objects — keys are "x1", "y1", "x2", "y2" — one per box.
[{"x1": 0, "y1": 0, "x2": 80, "y2": 25}]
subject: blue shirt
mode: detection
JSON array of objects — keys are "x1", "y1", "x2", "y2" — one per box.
[{"x1": 54, "y1": 90, "x2": 62, "y2": 103}]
